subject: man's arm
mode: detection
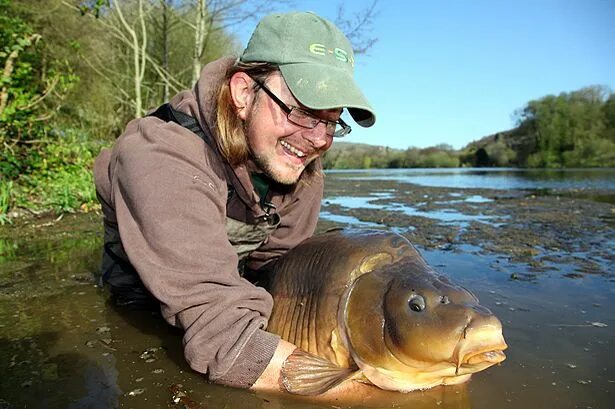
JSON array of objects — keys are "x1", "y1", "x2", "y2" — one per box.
[{"x1": 105, "y1": 118, "x2": 279, "y2": 387}]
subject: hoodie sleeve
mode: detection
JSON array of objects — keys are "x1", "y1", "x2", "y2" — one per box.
[{"x1": 107, "y1": 117, "x2": 279, "y2": 388}]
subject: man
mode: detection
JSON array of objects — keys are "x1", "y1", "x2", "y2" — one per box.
[{"x1": 93, "y1": 11, "x2": 375, "y2": 394}]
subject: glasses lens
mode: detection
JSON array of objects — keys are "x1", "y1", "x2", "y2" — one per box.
[
  {"x1": 333, "y1": 125, "x2": 351, "y2": 138},
  {"x1": 288, "y1": 109, "x2": 317, "y2": 129},
  {"x1": 288, "y1": 108, "x2": 351, "y2": 137},
  {"x1": 325, "y1": 122, "x2": 337, "y2": 136}
]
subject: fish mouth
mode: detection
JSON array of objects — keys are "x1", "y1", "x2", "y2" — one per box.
[
  {"x1": 462, "y1": 347, "x2": 507, "y2": 365},
  {"x1": 454, "y1": 343, "x2": 507, "y2": 376},
  {"x1": 453, "y1": 315, "x2": 507, "y2": 374}
]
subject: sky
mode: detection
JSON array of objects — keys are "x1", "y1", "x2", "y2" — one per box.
[{"x1": 234, "y1": 1, "x2": 615, "y2": 150}]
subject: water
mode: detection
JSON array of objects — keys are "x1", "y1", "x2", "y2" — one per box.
[
  {"x1": 1, "y1": 169, "x2": 613, "y2": 408},
  {"x1": 320, "y1": 168, "x2": 615, "y2": 229},
  {"x1": 327, "y1": 167, "x2": 615, "y2": 191}
]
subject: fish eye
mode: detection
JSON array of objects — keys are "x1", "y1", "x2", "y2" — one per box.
[
  {"x1": 440, "y1": 295, "x2": 450, "y2": 304},
  {"x1": 408, "y1": 295, "x2": 425, "y2": 312}
]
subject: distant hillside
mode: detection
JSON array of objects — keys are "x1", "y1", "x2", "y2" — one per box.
[
  {"x1": 462, "y1": 85, "x2": 615, "y2": 168},
  {"x1": 459, "y1": 126, "x2": 537, "y2": 167},
  {"x1": 323, "y1": 137, "x2": 520, "y2": 169},
  {"x1": 322, "y1": 141, "x2": 400, "y2": 169},
  {"x1": 326, "y1": 85, "x2": 615, "y2": 169},
  {"x1": 322, "y1": 141, "x2": 459, "y2": 169}
]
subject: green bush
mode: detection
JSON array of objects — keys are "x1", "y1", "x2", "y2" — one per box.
[
  {"x1": 419, "y1": 151, "x2": 459, "y2": 168},
  {"x1": 11, "y1": 129, "x2": 103, "y2": 215},
  {"x1": 526, "y1": 151, "x2": 562, "y2": 168},
  {"x1": 561, "y1": 138, "x2": 615, "y2": 167},
  {"x1": 486, "y1": 141, "x2": 517, "y2": 167},
  {"x1": 0, "y1": 180, "x2": 13, "y2": 224}
]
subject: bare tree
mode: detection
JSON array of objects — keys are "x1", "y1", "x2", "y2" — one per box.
[
  {"x1": 334, "y1": 0, "x2": 380, "y2": 55},
  {"x1": 160, "y1": 0, "x2": 172, "y2": 100},
  {"x1": 67, "y1": 0, "x2": 380, "y2": 120},
  {"x1": 186, "y1": 0, "x2": 379, "y2": 85},
  {"x1": 192, "y1": 0, "x2": 207, "y2": 84},
  {"x1": 111, "y1": 0, "x2": 148, "y2": 117},
  {"x1": 66, "y1": 0, "x2": 187, "y2": 117},
  {"x1": 187, "y1": 0, "x2": 292, "y2": 85}
]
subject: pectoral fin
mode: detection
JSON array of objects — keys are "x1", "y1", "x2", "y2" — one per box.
[{"x1": 281, "y1": 349, "x2": 359, "y2": 395}]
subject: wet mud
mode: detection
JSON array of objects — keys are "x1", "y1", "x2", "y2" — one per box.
[
  {"x1": 0, "y1": 172, "x2": 613, "y2": 408},
  {"x1": 320, "y1": 176, "x2": 614, "y2": 279}
]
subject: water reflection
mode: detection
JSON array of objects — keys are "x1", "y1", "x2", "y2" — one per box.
[
  {"x1": 322, "y1": 195, "x2": 502, "y2": 226},
  {"x1": 464, "y1": 195, "x2": 492, "y2": 203},
  {"x1": 318, "y1": 211, "x2": 382, "y2": 228},
  {"x1": 327, "y1": 168, "x2": 615, "y2": 190}
]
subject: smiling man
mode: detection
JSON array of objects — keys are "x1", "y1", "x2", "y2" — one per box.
[{"x1": 93, "y1": 11, "x2": 374, "y2": 393}]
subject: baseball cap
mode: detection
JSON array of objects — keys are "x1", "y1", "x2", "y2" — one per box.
[{"x1": 240, "y1": 11, "x2": 376, "y2": 127}]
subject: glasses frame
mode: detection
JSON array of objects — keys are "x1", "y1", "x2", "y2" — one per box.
[{"x1": 247, "y1": 75, "x2": 352, "y2": 138}]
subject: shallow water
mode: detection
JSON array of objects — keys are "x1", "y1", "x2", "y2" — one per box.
[
  {"x1": 328, "y1": 167, "x2": 615, "y2": 192},
  {"x1": 1, "y1": 170, "x2": 614, "y2": 408}
]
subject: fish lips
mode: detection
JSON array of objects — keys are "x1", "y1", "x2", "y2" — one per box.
[
  {"x1": 454, "y1": 328, "x2": 508, "y2": 375},
  {"x1": 458, "y1": 346, "x2": 507, "y2": 372}
]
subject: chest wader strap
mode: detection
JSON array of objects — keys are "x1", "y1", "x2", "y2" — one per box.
[
  {"x1": 148, "y1": 103, "x2": 236, "y2": 200},
  {"x1": 149, "y1": 104, "x2": 281, "y2": 277}
]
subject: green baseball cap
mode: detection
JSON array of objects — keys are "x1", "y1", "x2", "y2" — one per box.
[{"x1": 240, "y1": 11, "x2": 376, "y2": 127}]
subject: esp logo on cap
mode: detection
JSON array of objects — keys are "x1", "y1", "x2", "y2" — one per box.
[{"x1": 309, "y1": 44, "x2": 355, "y2": 67}]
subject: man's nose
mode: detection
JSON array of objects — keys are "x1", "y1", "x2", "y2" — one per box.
[{"x1": 305, "y1": 122, "x2": 330, "y2": 149}]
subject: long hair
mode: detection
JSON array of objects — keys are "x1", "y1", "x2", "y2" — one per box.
[
  {"x1": 215, "y1": 61, "x2": 277, "y2": 166},
  {"x1": 215, "y1": 61, "x2": 320, "y2": 177}
]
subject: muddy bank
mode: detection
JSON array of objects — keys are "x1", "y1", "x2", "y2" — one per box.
[{"x1": 320, "y1": 176, "x2": 614, "y2": 279}]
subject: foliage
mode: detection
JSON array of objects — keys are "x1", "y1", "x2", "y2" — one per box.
[
  {"x1": 2, "y1": 0, "x2": 612, "y2": 223},
  {"x1": 322, "y1": 143, "x2": 460, "y2": 169},
  {"x1": 326, "y1": 84, "x2": 614, "y2": 170},
  {"x1": 602, "y1": 94, "x2": 615, "y2": 142},
  {"x1": 480, "y1": 140, "x2": 517, "y2": 167},
  {"x1": 407, "y1": 145, "x2": 459, "y2": 168},
  {"x1": 12, "y1": 129, "x2": 101, "y2": 214},
  {"x1": 0, "y1": 180, "x2": 13, "y2": 224},
  {"x1": 0, "y1": 0, "x2": 78, "y2": 178},
  {"x1": 514, "y1": 85, "x2": 614, "y2": 167},
  {"x1": 0, "y1": 0, "x2": 89, "y2": 222},
  {"x1": 0, "y1": 0, "x2": 239, "y2": 221}
]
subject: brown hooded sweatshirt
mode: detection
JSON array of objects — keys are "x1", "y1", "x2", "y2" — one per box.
[{"x1": 93, "y1": 57, "x2": 324, "y2": 388}]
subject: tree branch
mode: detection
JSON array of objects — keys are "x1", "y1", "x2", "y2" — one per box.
[{"x1": 335, "y1": 0, "x2": 380, "y2": 55}]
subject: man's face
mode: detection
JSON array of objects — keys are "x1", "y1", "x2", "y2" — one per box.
[{"x1": 242, "y1": 73, "x2": 339, "y2": 185}]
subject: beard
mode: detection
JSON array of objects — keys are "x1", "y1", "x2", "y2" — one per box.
[
  {"x1": 251, "y1": 149, "x2": 308, "y2": 185},
  {"x1": 244, "y1": 101, "x2": 309, "y2": 185}
]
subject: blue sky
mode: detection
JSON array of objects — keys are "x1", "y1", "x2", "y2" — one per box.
[{"x1": 235, "y1": 1, "x2": 615, "y2": 149}]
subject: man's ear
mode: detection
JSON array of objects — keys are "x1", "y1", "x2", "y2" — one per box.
[{"x1": 229, "y1": 72, "x2": 254, "y2": 121}]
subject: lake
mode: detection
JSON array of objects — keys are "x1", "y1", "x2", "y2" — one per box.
[{"x1": 0, "y1": 168, "x2": 613, "y2": 409}]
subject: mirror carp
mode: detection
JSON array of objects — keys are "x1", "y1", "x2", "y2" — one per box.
[{"x1": 266, "y1": 229, "x2": 507, "y2": 395}]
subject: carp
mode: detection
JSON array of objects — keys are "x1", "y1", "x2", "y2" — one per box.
[{"x1": 265, "y1": 229, "x2": 507, "y2": 395}]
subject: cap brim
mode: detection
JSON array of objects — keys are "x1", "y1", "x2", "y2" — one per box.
[{"x1": 279, "y1": 63, "x2": 376, "y2": 127}]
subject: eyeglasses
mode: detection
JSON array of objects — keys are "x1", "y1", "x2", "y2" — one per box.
[{"x1": 248, "y1": 75, "x2": 351, "y2": 138}]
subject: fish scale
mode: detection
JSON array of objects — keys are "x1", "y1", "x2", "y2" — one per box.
[{"x1": 271, "y1": 245, "x2": 331, "y2": 355}]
